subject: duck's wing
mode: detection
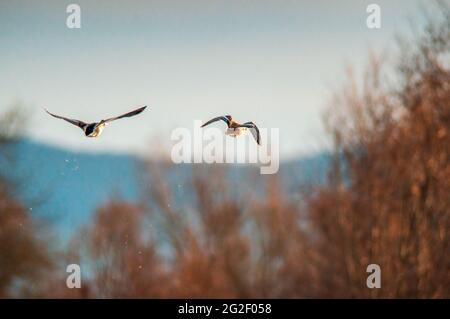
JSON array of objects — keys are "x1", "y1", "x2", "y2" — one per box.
[
  {"x1": 103, "y1": 106, "x2": 147, "y2": 124},
  {"x1": 240, "y1": 121, "x2": 260, "y2": 145},
  {"x1": 201, "y1": 115, "x2": 232, "y2": 128},
  {"x1": 45, "y1": 109, "x2": 86, "y2": 128}
]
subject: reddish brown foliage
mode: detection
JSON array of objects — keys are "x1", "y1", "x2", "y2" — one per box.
[{"x1": 0, "y1": 182, "x2": 53, "y2": 298}]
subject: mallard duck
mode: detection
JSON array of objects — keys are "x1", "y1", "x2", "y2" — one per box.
[
  {"x1": 201, "y1": 115, "x2": 260, "y2": 145},
  {"x1": 45, "y1": 106, "x2": 147, "y2": 138}
]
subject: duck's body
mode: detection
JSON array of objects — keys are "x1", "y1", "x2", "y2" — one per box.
[
  {"x1": 84, "y1": 122, "x2": 106, "y2": 137},
  {"x1": 201, "y1": 115, "x2": 260, "y2": 145},
  {"x1": 45, "y1": 106, "x2": 147, "y2": 138},
  {"x1": 226, "y1": 126, "x2": 247, "y2": 137}
]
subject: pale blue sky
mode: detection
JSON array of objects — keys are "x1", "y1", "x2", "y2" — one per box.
[{"x1": 0, "y1": 0, "x2": 437, "y2": 158}]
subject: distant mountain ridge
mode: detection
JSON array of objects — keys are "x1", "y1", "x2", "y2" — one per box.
[{"x1": 1, "y1": 138, "x2": 330, "y2": 240}]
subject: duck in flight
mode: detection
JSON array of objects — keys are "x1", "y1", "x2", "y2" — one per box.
[
  {"x1": 201, "y1": 115, "x2": 260, "y2": 145},
  {"x1": 45, "y1": 106, "x2": 147, "y2": 138}
]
